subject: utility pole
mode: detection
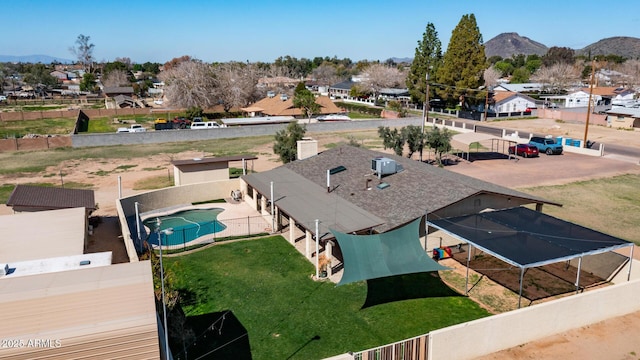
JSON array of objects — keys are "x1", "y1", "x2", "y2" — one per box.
[
  {"x1": 583, "y1": 60, "x2": 596, "y2": 147},
  {"x1": 421, "y1": 72, "x2": 430, "y2": 162}
]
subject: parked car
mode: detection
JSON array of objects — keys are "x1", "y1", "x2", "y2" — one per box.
[
  {"x1": 190, "y1": 121, "x2": 221, "y2": 129},
  {"x1": 529, "y1": 136, "x2": 563, "y2": 155},
  {"x1": 508, "y1": 143, "x2": 539, "y2": 158},
  {"x1": 0, "y1": 95, "x2": 7, "y2": 102},
  {"x1": 117, "y1": 124, "x2": 146, "y2": 133}
]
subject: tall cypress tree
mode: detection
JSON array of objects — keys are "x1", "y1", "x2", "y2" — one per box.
[
  {"x1": 435, "y1": 14, "x2": 486, "y2": 107},
  {"x1": 406, "y1": 23, "x2": 442, "y2": 104}
]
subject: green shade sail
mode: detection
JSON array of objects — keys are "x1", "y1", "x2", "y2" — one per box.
[{"x1": 332, "y1": 218, "x2": 449, "y2": 286}]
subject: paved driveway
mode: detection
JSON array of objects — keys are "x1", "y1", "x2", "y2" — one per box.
[{"x1": 446, "y1": 151, "x2": 640, "y2": 189}]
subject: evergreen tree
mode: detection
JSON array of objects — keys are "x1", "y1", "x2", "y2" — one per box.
[
  {"x1": 273, "y1": 122, "x2": 306, "y2": 163},
  {"x1": 435, "y1": 14, "x2": 486, "y2": 107},
  {"x1": 406, "y1": 23, "x2": 442, "y2": 104}
]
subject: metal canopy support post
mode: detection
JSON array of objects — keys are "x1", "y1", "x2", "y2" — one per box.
[
  {"x1": 135, "y1": 202, "x2": 141, "y2": 242},
  {"x1": 424, "y1": 210, "x2": 428, "y2": 252},
  {"x1": 575, "y1": 257, "x2": 583, "y2": 294},
  {"x1": 270, "y1": 181, "x2": 274, "y2": 233},
  {"x1": 465, "y1": 244, "x2": 472, "y2": 296},
  {"x1": 518, "y1": 268, "x2": 525, "y2": 309},
  {"x1": 315, "y1": 219, "x2": 319, "y2": 279},
  {"x1": 628, "y1": 245, "x2": 635, "y2": 281}
]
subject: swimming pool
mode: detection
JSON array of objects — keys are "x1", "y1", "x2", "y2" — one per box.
[{"x1": 143, "y1": 208, "x2": 227, "y2": 247}]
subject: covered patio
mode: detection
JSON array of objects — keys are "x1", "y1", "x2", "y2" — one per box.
[
  {"x1": 428, "y1": 206, "x2": 634, "y2": 308},
  {"x1": 451, "y1": 132, "x2": 516, "y2": 161}
]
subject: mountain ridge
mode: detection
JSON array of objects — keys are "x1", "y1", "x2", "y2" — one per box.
[{"x1": 484, "y1": 33, "x2": 640, "y2": 59}]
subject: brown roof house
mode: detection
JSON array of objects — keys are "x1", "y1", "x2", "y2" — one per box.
[
  {"x1": 6, "y1": 185, "x2": 97, "y2": 215},
  {"x1": 241, "y1": 94, "x2": 342, "y2": 118}
]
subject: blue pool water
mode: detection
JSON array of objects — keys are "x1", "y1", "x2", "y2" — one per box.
[{"x1": 143, "y1": 208, "x2": 227, "y2": 246}]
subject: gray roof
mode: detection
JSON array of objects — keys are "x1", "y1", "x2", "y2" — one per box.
[
  {"x1": 494, "y1": 83, "x2": 543, "y2": 93},
  {"x1": 171, "y1": 154, "x2": 258, "y2": 167},
  {"x1": 244, "y1": 146, "x2": 556, "y2": 234},
  {"x1": 329, "y1": 79, "x2": 356, "y2": 90},
  {"x1": 243, "y1": 167, "x2": 384, "y2": 238},
  {"x1": 6, "y1": 185, "x2": 96, "y2": 212},
  {"x1": 606, "y1": 107, "x2": 640, "y2": 117}
]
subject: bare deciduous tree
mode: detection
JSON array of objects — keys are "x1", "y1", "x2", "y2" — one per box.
[
  {"x1": 616, "y1": 60, "x2": 640, "y2": 87},
  {"x1": 114, "y1": 57, "x2": 132, "y2": 68},
  {"x1": 483, "y1": 66, "x2": 502, "y2": 88},
  {"x1": 69, "y1": 34, "x2": 95, "y2": 73},
  {"x1": 531, "y1": 63, "x2": 581, "y2": 93},
  {"x1": 312, "y1": 64, "x2": 341, "y2": 86},
  {"x1": 213, "y1": 62, "x2": 262, "y2": 112},
  {"x1": 360, "y1": 63, "x2": 406, "y2": 97},
  {"x1": 159, "y1": 60, "x2": 217, "y2": 109},
  {"x1": 102, "y1": 69, "x2": 130, "y2": 87}
]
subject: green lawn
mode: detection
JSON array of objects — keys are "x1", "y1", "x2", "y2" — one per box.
[{"x1": 166, "y1": 236, "x2": 490, "y2": 360}]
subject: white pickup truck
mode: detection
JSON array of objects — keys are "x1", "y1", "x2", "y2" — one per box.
[{"x1": 116, "y1": 124, "x2": 146, "y2": 133}]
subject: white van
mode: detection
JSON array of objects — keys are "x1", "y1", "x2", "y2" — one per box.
[{"x1": 190, "y1": 121, "x2": 220, "y2": 129}]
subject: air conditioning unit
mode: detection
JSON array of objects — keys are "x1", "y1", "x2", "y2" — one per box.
[{"x1": 371, "y1": 157, "x2": 401, "y2": 178}]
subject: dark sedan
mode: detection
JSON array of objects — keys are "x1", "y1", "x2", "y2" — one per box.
[{"x1": 508, "y1": 143, "x2": 539, "y2": 158}]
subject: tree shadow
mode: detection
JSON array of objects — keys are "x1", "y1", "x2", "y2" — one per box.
[
  {"x1": 173, "y1": 310, "x2": 252, "y2": 360},
  {"x1": 362, "y1": 272, "x2": 461, "y2": 309},
  {"x1": 466, "y1": 152, "x2": 510, "y2": 162}
]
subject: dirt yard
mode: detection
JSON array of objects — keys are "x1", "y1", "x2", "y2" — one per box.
[{"x1": 1, "y1": 118, "x2": 639, "y2": 359}]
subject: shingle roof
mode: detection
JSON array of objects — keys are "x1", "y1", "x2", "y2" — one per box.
[
  {"x1": 245, "y1": 145, "x2": 556, "y2": 233},
  {"x1": 243, "y1": 167, "x2": 384, "y2": 236},
  {"x1": 6, "y1": 185, "x2": 96, "y2": 212},
  {"x1": 329, "y1": 79, "x2": 356, "y2": 90},
  {"x1": 246, "y1": 95, "x2": 342, "y2": 116}
]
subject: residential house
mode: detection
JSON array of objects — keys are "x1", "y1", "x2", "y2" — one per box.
[
  {"x1": 328, "y1": 79, "x2": 356, "y2": 99},
  {"x1": 564, "y1": 87, "x2": 619, "y2": 108},
  {"x1": 492, "y1": 91, "x2": 537, "y2": 113},
  {"x1": 240, "y1": 145, "x2": 557, "y2": 256},
  {"x1": 50, "y1": 70, "x2": 69, "y2": 81},
  {"x1": 492, "y1": 83, "x2": 543, "y2": 93},
  {"x1": 241, "y1": 94, "x2": 342, "y2": 118},
  {"x1": 257, "y1": 76, "x2": 299, "y2": 89},
  {"x1": 605, "y1": 107, "x2": 640, "y2": 128},
  {"x1": 103, "y1": 86, "x2": 135, "y2": 99},
  {"x1": 0, "y1": 208, "x2": 160, "y2": 360}
]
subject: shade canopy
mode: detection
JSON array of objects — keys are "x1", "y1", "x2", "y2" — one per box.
[
  {"x1": 332, "y1": 218, "x2": 449, "y2": 285},
  {"x1": 428, "y1": 207, "x2": 634, "y2": 269}
]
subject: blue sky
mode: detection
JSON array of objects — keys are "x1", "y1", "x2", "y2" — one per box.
[{"x1": 4, "y1": 1, "x2": 639, "y2": 64}]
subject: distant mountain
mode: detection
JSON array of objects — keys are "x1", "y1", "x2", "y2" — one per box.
[
  {"x1": 484, "y1": 32, "x2": 548, "y2": 59},
  {"x1": 485, "y1": 33, "x2": 640, "y2": 60},
  {"x1": 576, "y1": 37, "x2": 640, "y2": 59},
  {"x1": 0, "y1": 54, "x2": 74, "y2": 63},
  {"x1": 386, "y1": 57, "x2": 412, "y2": 64}
]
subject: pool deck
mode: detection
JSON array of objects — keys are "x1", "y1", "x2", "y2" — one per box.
[{"x1": 142, "y1": 201, "x2": 270, "y2": 249}]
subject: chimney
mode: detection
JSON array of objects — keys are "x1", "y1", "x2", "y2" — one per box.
[{"x1": 296, "y1": 137, "x2": 318, "y2": 160}]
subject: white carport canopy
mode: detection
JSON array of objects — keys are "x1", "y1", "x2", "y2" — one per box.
[{"x1": 452, "y1": 132, "x2": 516, "y2": 160}]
